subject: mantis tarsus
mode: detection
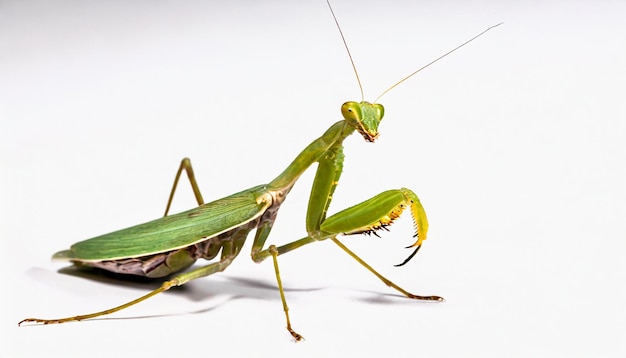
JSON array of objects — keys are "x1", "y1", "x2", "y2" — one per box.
[{"x1": 19, "y1": 1, "x2": 501, "y2": 341}]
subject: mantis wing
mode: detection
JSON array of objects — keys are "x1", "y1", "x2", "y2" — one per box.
[{"x1": 54, "y1": 185, "x2": 271, "y2": 261}]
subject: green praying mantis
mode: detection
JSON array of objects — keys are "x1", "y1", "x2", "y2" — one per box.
[{"x1": 19, "y1": 1, "x2": 501, "y2": 341}]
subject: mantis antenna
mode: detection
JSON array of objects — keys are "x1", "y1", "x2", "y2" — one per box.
[
  {"x1": 326, "y1": 0, "x2": 364, "y2": 102},
  {"x1": 374, "y1": 22, "x2": 503, "y2": 103},
  {"x1": 326, "y1": 0, "x2": 502, "y2": 103}
]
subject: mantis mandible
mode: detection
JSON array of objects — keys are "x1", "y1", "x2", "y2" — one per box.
[{"x1": 19, "y1": 1, "x2": 501, "y2": 341}]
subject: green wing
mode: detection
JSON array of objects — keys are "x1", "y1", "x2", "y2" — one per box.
[{"x1": 54, "y1": 185, "x2": 271, "y2": 261}]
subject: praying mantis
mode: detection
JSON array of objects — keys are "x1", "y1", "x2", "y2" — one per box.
[{"x1": 19, "y1": 1, "x2": 501, "y2": 341}]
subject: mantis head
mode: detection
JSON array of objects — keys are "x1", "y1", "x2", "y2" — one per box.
[{"x1": 341, "y1": 101, "x2": 385, "y2": 142}]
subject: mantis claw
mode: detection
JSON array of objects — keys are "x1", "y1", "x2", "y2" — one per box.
[{"x1": 394, "y1": 244, "x2": 421, "y2": 267}]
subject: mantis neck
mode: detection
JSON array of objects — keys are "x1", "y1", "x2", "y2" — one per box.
[{"x1": 267, "y1": 120, "x2": 355, "y2": 192}]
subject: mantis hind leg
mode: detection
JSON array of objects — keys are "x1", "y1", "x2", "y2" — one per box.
[
  {"x1": 17, "y1": 257, "x2": 235, "y2": 326},
  {"x1": 18, "y1": 231, "x2": 249, "y2": 326},
  {"x1": 164, "y1": 157, "x2": 205, "y2": 216}
]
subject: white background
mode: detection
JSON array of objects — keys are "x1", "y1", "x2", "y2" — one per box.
[{"x1": 2, "y1": 0, "x2": 625, "y2": 357}]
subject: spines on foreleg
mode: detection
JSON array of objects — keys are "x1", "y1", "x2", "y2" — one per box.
[
  {"x1": 394, "y1": 188, "x2": 429, "y2": 266},
  {"x1": 320, "y1": 188, "x2": 429, "y2": 266}
]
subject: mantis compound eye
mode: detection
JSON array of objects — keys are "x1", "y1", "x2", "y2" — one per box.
[{"x1": 341, "y1": 101, "x2": 361, "y2": 121}]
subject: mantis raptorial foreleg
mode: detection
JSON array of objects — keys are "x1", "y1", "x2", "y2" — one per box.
[
  {"x1": 251, "y1": 189, "x2": 442, "y2": 301},
  {"x1": 247, "y1": 128, "x2": 442, "y2": 339}
]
